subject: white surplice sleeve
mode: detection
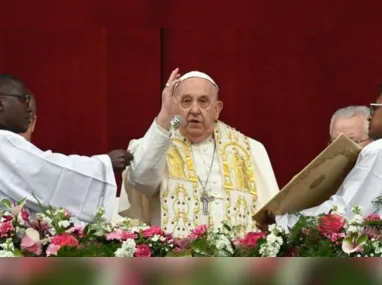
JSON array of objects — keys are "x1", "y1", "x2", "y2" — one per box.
[
  {"x1": 343, "y1": 140, "x2": 382, "y2": 217},
  {"x1": 276, "y1": 140, "x2": 382, "y2": 230},
  {"x1": 0, "y1": 131, "x2": 116, "y2": 223},
  {"x1": 126, "y1": 119, "x2": 173, "y2": 197}
]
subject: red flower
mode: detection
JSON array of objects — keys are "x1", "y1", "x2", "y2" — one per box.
[
  {"x1": 134, "y1": 244, "x2": 151, "y2": 257},
  {"x1": 188, "y1": 224, "x2": 208, "y2": 240},
  {"x1": 283, "y1": 248, "x2": 298, "y2": 257},
  {"x1": 21, "y1": 208, "x2": 30, "y2": 222},
  {"x1": 317, "y1": 214, "x2": 345, "y2": 234},
  {"x1": 2, "y1": 215, "x2": 13, "y2": 222},
  {"x1": 141, "y1": 226, "x2": 164, "y2": 238},
  {"x1": 238, "y1": 232, "x2": 266, "y2": 247},
  {"x1": 50, "y1": 233, "x2": 79, "y2": 247},
  {"x1": 0, "y1": 221, "x2": 14, "y2": 237}
]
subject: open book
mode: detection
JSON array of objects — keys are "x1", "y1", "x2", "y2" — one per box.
[{"x1": 253, "y1": 134, "x2": 362, "y2": 224}]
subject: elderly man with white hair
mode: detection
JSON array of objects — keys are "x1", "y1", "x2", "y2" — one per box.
[
  {"x1": 119, "y1": 68, "x2": 279, "y2": 237},
  {"x1": 329, "y1": 105, "x2": 371, "y2": 147}
]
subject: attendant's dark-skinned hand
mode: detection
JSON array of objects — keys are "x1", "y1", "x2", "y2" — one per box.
[
  {"x1": 256, "y1": 210, "x2": 276, "y2": 232},
  {"x1": 107, "y1": 150, "x2": 134, "y2": 172}
]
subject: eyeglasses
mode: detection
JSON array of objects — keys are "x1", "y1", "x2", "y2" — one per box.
[
  {"x1": 370, "y1": 103, "x2": 382, "y2": 116},
  {"x1": 0, "y1": 93, "x2": 31, "y2": 106}
]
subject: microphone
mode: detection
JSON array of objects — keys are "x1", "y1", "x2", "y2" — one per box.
[{"x1": 170, "y1": 115, "x2": 184, "y2": 130}]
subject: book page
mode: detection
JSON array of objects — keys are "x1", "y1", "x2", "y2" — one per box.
[{"x1": 253, "y1": 134, "x2": 362, "y2": 224}]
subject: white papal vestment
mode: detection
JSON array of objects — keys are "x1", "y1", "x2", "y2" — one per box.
[
  {"x1": 276, "y1": 139, "x2": 382, "y2": 230},
  {"x1": 0, "y1": 130, "x2": 117, "y2": 222},
  {"x1": 119, "y1": 120, "x2": 279, "y2": 237}
]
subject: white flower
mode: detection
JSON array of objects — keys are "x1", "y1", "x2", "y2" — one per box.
[
  {"x1": 0, "y1": 238, "x2": 14, "y2": 252},
  {"x1": 36, "y1": 213, "x2": 53, "y2": 225},
  {"x1": 331, "y1": 205, "x2": 345, "y2": 215},
  {"x1": 0, "y1": 238, "x2": 15, "y2": 257},
  {"x1": 347, "y1": 225, "x2": 363, "y2": 234},
  {"x1": 114, "y1": 239, "x2": 136, "y2": 257},
  {"x1": 58, "y1": 220, "x2": 71, "y2": 228},
  {"x1": 151, "y1": 235, "x2": 160, "y2": 242},
  {"x1": 16, "y1": 213, "x2": 26, "y2": 226},
  {"x1": 351, "y1": 214, "x2": 363, "y2": 224},
  {"x1": 266, "y1": 234, "x2": 277, "y2": 244},
  {"x1": 215, "y1": 239, "x2": 226, "y2": 250},
  {"x1": 351, "y1": 205, "x2": 363, "y2": 215},
  {"x1": 0, "y1": 251, "x2": 14, "y2": 257}
]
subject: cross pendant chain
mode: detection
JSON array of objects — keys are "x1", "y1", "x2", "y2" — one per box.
[{"x1": 197, "y1": 141, "x2": 217, "y2": 216}]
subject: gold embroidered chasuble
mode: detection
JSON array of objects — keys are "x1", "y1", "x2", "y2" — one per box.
[{"x1": 163, "y1": 121, "x2": 259, "y2": 237}]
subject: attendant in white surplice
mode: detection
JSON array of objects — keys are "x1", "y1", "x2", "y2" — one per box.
[
  {"x1": 0, "y1": 74, "x2": 133, "y2": 222},
  {"x1": 119, "y1": 68, "x2": 279, "y2": 237},
  {"x1": 276, "y1": 94, "x2": 382, "y2": 230}
]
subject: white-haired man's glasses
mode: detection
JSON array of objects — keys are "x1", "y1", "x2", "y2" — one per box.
[{"x1": 370, "y1": 103, "x2": 382, "y2": 116}]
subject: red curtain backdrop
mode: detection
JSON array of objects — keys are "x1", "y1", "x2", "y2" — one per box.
[{"x1": 1, "y1": 27, "x2": 382, "y2": 192}]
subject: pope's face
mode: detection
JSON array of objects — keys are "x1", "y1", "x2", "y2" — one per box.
[{"x1": 174, "y1": 78, "x2": 223, "y2": 143}]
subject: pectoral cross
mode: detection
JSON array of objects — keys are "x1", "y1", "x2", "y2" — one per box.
[{"x1": 201, "y1": 191, "x2": 215, "y2": 215}]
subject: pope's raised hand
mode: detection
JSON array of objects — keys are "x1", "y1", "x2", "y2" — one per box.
[{"x1": 156, "y1": 68, "x2": 181, "y2": 130}]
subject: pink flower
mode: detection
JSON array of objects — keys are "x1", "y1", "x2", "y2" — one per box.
[
  {"x1": 46, "y1": 244, "x2": 61, "y2": 256},
  {"x1": 362, "y1": 226, "x2": 382, "y2": 240},
  {"x1": 188, "y1": 224, "x2": 208, "y2": 240},
  {"x1": 364, "y1": 214, "x2": 381, "y2": 222},
  {"x1": 237, "y1": 232, "x2": 266, "y2": 247},
  {"x1": 134, "y1": 244, "x2": 151, "y2": 257},
  {"x1": 141, "y1": 226, "x2": 164, "y2": 238},
  {"x1": 66, "y1": 225, "x2": 85, "y2": 238},
  {"x1": 50, "y1": 233, "x2": 79, "y2": 247},
  {"x1": 47, "y1": 233, "x2": 78, "y2": 256},
  {"x1": 323, "y1": 232, "x2": 345, "y2": 242},
  {"x1": 317, "y1": 214, "x2": 345, "y2": 234},
  {"x1": 63, "y1": 209, "x2": 72, "y2": 218},
  {"x1": 0, "y1": 221, "x2": 14, "y2": 237},
  {"x1": 106, "y1": 229, "x2": 137, "y2": 242},
  {"x1": 21, "y1": 235, "x2": 42, "y2": 255}
]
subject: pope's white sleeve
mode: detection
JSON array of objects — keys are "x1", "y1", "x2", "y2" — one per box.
[{"x1": 127, "y1": 119, "x2": 173, "y2": 197}]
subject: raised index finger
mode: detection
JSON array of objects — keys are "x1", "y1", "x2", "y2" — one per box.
[{"x1": 167, "y1": 68, "x2": 180, "y2": 83}]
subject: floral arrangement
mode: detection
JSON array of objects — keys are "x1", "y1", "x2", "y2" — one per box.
[{"x1": 0, "y1": 196, "x2": 381, "y2": 257}]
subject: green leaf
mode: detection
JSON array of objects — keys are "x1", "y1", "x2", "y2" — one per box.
[
  {"x1": 13, "y1": 248, "x2": 24, "y2": 257},
  {"x1": 83, "y1": 224, "x2": 90, "y2": 236},
  {"x1": 167, "y1": 249, "x2": 193, "y2": 257},
  {"x1": 357, "y1": 234, "x2": 368, "y2": 245},
  {"x1": 17, "y1": 197, "x2": 27, "y2": 206},
  {"x1": 1, "y1": 199, "x2": 11, "y2": 208}
]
